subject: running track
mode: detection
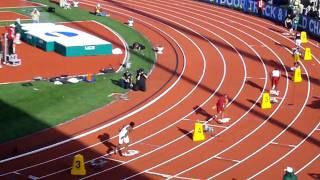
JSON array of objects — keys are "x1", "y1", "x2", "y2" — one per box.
[{"x1": 0, "y1": 0, "x2": 319, "y2": 179}]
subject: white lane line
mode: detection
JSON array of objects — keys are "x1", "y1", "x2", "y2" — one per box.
[
  {"x1": 212, "y1": 33, "x2": 311, "y2": 180},
  {"x1": 0, "y1": 10, "x2": 30, "y2": 17},
  {"x1": 184, "y1": 118, "x2": 228, "y2": 129},
  {"x1": 102, "y1": 157, "x2": 125, "y2": 163},
  {"x1": 78, "y1": 0, "x2": 230, "y2": 179},
  {"x1": 10, "y1": 171, "x2": 39, "y2": 179},
  {"x1": 151, "y1": 0, "x2": 317, "y2": 178},
  {"x1": 215, "y1": 156, "x2": 240, "y2": 163},
  {"x1": 205, "y1": 124, "x2": 228, "y2": 129},
  {"x1": 1, "y1": 11, "x2": 190, "y2": 179},
  {"x1": 118, "y1": 0, "x2": 271, "y2": 178},
  {"x1": 248, "y1": 45, "x2": 266, "y2": 47},
  {"x1": 22, "y1": 0, "x2": 48, "y2": 7},
  {"x1": 97, "y1": 0, "x2": 272, "y2": 179},
  {"x1": 145, "y1": 171, "x2": 198, "y2": 180},
  {"x1": 146, "y1": 0, "x2": 288, "y2": 179},
  {"x1": 270, "y1": 142, "x2": 296, "y2": 148},
  {"x1": 203, "y1": 3, "x2": 320, "y2": 178},
  {"x1": 156, "y1": 0, "x2": 312, "y2": 179},
  {"x1": 248, "y1": 123, "x2": 318, "y2": 179},
  {"x1": 0, "y1": 8, "x2": 189, "y2": 166},
  {"x1": 0, "y1": 4, "x2": 191, "y2": 175},
  {"x1": 209, "y1": 17, "x2": 307, "y2": 180},
  {"x1": 210, "y1": 124, "x2": 228, "y2": 129},
  {"x1": 80, "y1": 0, "x2": 252, "y2": 179},
  {"x1": 28, "y1": 0, "x2": 225, "y2": 178},
  {"x1": 296, "y1": 153, "x2": 320, "y2": 174},
  {"x1": 0, "y1": 5, "x2": 45, "y2": 9},
  {"x1": 246, "y1": 77, "x2": 266, "y2": 79},
  {"x1": 123, "y1": 1, "x2": 287, "y2": 179},
  {"x1": 145, "y1": 171, "x2": 171, "y2": 178},
  {"x1": 182, "y1": 119, "x2": 228, "y2": 128},
  {"x1": 138, "y1": 142, "x2": 161, "y2": 148},
  {"x1": 0, "y1": 19, "x2": 31, "y2": 22},
  {"x1": 194, "y1": 6, "x2": 320, "y2": 177}
]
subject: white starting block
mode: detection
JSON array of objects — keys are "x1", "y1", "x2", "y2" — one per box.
[
  {"x1": 6, "y1": 54, "x2": 21, "y2": 66},
  {"x1": 128, "y1": 19, "x2": 134, "y2": 27},
  {"x1": 270, "y1": 89, "x2": 279, "y2": 96},
  {"x1": 155, "y1": 45, "x2": 164, "y2": 54},
  {"x1": 217, "y1": 117, "x2": 231, "y2": 124},
  {"x1": 72, "y1": 1, "x2": 79, "y2": 7},
  {"x1": 27, "y1": 175, "x2": 39, "y2": 180},
  {"x1": 90, "y1": 158, "x2": 108, "y2": 169},
  {"x1": 203, "y1": 123, "x2": 214, "y2": 135},
  {"x1": 270, "y1": 96, "x2": 278, "y2": 103},
  {"x1": 122, "y1": 150, "x2": 139, "y2": 157}
]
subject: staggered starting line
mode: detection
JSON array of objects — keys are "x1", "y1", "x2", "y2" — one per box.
[{"x1": 0, "y1": 0, "x2": 320, "y2": 179}]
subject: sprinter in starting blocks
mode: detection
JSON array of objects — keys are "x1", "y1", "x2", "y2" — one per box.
[{"x1": 212, "y1": 94, "x2": 229, "y2": 123}]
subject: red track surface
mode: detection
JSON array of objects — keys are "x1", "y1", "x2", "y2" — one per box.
[
  {"x1": 0, "y1": 0, "x2": 43, "y2": 9},
  {"x1": 0, "y1": 0, "x2": 319, "y2": 179},
  {"x1": 0, "y1": 20, "x2": 125, "y2": 83},
  {"x1": 0, "y1": 11, "x2": 30, "y2": 21}
]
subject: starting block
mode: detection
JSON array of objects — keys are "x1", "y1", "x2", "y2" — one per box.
[
  {"x1": 154, "y1": 45, "x2": 164, "y2": 54},
  {"x1": 128, "y1": 18, "x2": 134, "y2": 27},
  {"x1": 122, "y1": 150, "x2": 139, "y2": 157},
  {"x1": 304, "y1": 48, "x2": 312, "y2": 61},
  {"x1": 193, "y1": 122, "x2": 205, "y2": 142},
  {"x1": 217, "y1": 117, "x2": 231, "y2": 124},
  {"x1": 27, "y1": 175, "x2": 39, "y2": 180},
  {"x1": 72, "y1": 1, "x2": 79, "y2": 7},
  {"x1": 71, "y1": 154, "x2": 86, "y2": 176},
  {"x1": 203, "y1": 123, "x2": 214, "y2": 134},
  {"x1": 270, "y1": 96, "x2": 278, "y2": 103},
  {"x1": 270, "y1": 89, "x2": 279, "y2": 96},
  {"x1": 6, "y1": 54, "x2": 21, "y2": 66},
  {"x1": 261, "y1": 92, "x2": 272, "y2": 109},
  {"x1": 90, "y1": 158, "x2": 108, "y2": 169}
]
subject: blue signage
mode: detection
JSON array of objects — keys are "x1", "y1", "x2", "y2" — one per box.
[
  {"x1": 200, "y1": 0, "x2": 320, "y2": 38},
  {"x1": 45, "y1": 31, "x2": 78, "y2": 37}
]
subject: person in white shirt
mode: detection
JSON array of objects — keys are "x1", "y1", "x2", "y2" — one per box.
[
  {"x1": 294, "y1": 33, "x2": 301, "y2": 50},
  {"x1": 114, "y1": 122, "x2": 135, "y2": 156},
  {"x1": 30, "y1": 8, "x2": 40, "y2": 23}
]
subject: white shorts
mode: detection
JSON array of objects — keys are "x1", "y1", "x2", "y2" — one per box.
[
  {"x1": 119, "y1": 135, "x2": 129, "y2": 145},
  {"x1": 295, "y1": 39, "x2": 301, "y2": 47}
]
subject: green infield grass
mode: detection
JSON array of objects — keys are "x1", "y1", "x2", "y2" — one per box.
[{"x1": 0, "y1": 0, "x2": 155, "y2": 144}]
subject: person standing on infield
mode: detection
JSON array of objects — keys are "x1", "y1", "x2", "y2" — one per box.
[{"x1": 114, "y1": 121, "x2": 135, "y2": 156}]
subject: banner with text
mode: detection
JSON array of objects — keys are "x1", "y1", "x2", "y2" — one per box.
[{"x1": 200, "y1": 0, "x2": 320, "y2": 38}]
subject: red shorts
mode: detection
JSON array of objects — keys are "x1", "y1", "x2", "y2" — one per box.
[
  {"x1": 216, "y1": 104, "x2": 224, "y2": 113},
  {"x1": 272, "y1": 77, "x2": 280, "y2": 87}
]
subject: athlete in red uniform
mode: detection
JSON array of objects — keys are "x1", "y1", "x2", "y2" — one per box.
[
  {"x1": 6, "y1": 25, "x2": 15, "y2": 55},
  {"x1": 212, "y1": 94, "x2": 229, "y2": 122}
]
